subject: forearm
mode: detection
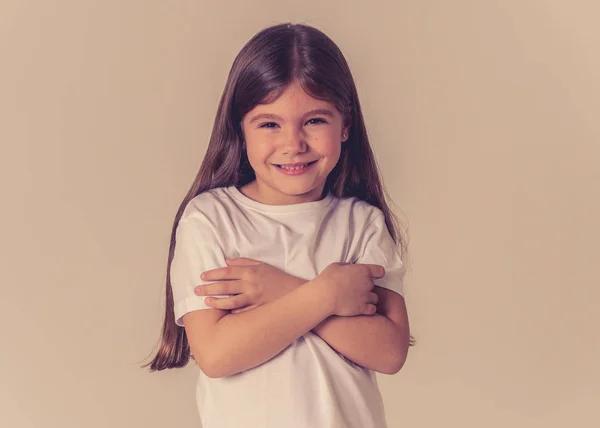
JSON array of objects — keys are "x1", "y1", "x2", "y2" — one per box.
[
  {"x1": 203, "y1": 279, "x2": 331, "y2": 378},
  {"x1": 312, "y1": 314, "x2": 408, "y2": 374},
  {"x1": 291, "y1": 278, "x2": 408, "y2": 374}
]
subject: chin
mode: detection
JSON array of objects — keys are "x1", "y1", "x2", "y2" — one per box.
[{"x1": 280, "y1": 184, "x2": 323, "y2": 199}]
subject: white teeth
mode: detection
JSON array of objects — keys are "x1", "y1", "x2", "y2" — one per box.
[{"x1": 280, "y1": 163, "x2": 309, "y2": 170}]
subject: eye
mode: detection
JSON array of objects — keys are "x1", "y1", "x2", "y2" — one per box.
[
  {"x1": 259, "y1": 122, "x2": 279, "y2": 129},
  {"x1": 306, "y1": 118, "x2": 327, "y2": 125}
]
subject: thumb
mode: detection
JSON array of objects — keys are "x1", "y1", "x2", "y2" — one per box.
[
  {"x1": 232, "y1": 304, "x2": 257, "y2": 314},
  {"x1": 364, "y1": 264, "x2": 385, "y2": 279},
  {"x1": 225, "y1": 257, "x2": 262, "y2": 266}
]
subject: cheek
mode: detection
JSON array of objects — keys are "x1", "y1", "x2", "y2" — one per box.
[
  {"x1": 312, "y1": 130, "x2": 342, "y2": 157},
  {"x1": 244, "y1": 136, "x2": 273, "y2": 166},
  {"x1": 245, "y1": 146, "x2": 263, "y2": 168}
]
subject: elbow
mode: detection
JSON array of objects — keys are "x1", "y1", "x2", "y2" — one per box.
[
  {"x1": 379, "y1": 353, "x2": 407, "y2": 375},
  {"x1": 198, "y1": 359, "x2": 225, "y2": 379},
  {"x1": 191, "y1": 348, "x2": 232, "y2": 379},
  {"x1": 197, "y1": 359, "x2": 232, "y2": 379},
  {"x1": 380, "y1": 327, "x2": 411, "y2": 375},
  {"x1": 382, "y1": 354, "x2": 407, "y2": 375},
  {"x1": 198, "y1": 356, "x2": 236, "y2": 379},
  {"x1": 202, "y1": 366, "x2": 229, "y2": 379},
  {"x1": 379, "y1": 344, "x2": 409, "y2": 375}
]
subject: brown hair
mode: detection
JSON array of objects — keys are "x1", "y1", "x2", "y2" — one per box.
[{"x1": 144, "y1": 22, "x2": 411, "y2": 371}]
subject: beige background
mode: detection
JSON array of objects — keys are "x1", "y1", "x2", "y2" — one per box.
[{"x1": 1, "y1": 0, "x2": 599, "y2": 427}]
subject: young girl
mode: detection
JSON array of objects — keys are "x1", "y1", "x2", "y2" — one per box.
[{"x1": 146, "y1": 22, "x2": 411, "y2": 428}]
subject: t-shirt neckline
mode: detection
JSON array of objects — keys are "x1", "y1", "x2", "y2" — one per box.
[{"x1": 227, "y1": 186, "x2": 334, "y2": 213}]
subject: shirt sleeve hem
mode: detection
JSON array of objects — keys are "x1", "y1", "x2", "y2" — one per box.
[{"x1": 174, "y1": 296, "x2": 212, "y2": 327}]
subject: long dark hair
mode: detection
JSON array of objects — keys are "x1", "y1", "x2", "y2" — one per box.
[{"x1": 144, "y1": 22, "x2": 411, "y2": 371}]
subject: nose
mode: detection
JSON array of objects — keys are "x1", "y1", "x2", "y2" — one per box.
[{"x1": 281, "y1": 128, "x2": 308, "y2": 156}]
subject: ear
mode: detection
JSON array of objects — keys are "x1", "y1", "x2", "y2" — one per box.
[
  {"x1": 341, "y1": 125, "x2": 351, "y2": 142},
  {"x1": 342, "y1": 115, "x2": 351, "y2": 142}
]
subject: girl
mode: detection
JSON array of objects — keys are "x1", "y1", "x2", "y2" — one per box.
[{"x1": 146, "y1": 22, "x2": 411, "y2": 428}]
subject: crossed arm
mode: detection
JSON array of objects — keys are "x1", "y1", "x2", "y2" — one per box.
[
  {"x1": 311, "y1": 286, "x2": 409, "y2": 374},
  {"x1": 183, "y1": 258, "x2": 410, "y2": 378}
]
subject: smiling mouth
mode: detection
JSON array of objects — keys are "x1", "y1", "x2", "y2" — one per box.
[{"x1": 275, "y1": 161, "x2": 317, "y2": 171}]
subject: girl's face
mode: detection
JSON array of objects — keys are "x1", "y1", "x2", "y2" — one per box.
[{"x1": 240, "y1": 81, "x2": 349, "y2": 205}]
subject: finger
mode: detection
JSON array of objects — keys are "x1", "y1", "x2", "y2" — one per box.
[
  {"x1": 201, "y1": 266, "x2": 244, "y2": 281},
  {"x1": 363, "y1": 264, "x2": 385, "y2": 279},
  {"x1": 195, "y1": 281, "x2": 240, "y2": 296},
  {"x1": 226, "y1": 258, "x2": 262, "y2": 266},
  {"x1": 204, "y1": 294, "x2": 250, "y2": 311},
  {"x1": 231, "y1": 304, "x2": 257, "y2": 314},
  {"x1": 368, "y1": 292, "x2": 379, "y2": 305},
  {"x1": 364, "y1": 303, "x2": 377, "y2": 315}
]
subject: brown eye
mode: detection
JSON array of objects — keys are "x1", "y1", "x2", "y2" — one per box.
[
  {"x1": 259, "y1": 122, "x2": 278, "y2": 128},
  {"x1": 306, "y1": 118, "x2": 327, "y2": 125}
]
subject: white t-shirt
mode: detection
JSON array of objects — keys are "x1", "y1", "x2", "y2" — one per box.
[{"x1": 170, "y1": 186, "x2": 405, "y2": 428}]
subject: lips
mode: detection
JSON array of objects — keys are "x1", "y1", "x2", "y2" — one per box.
[
  {"x1": 275, "y1": 161, "x2": 317, "y2": 170},
  {"x1": 274, "y1": 160, "x2": 317, "y2": 175},
  {"x1": 278, "y1": 161, "x2": 312, "y2": 170}
]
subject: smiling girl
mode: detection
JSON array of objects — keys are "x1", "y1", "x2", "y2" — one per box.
[{"x1": 146, "y1": 22, "x2": 411, "y2": 428}]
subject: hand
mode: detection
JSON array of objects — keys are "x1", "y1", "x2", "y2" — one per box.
[
  {"x1": 317, "y1": 263, "x2": 384, "y2": 317},
  {"x1": 195, "y1": 258, "x2": 305, "y2": 313}
]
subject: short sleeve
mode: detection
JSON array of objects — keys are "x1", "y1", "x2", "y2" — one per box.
[
  {"x1": 170, "y1": 215, "x2": 228, "y2": 326},
  {"x1": 355, "y1": 213, "x2": 405, "y2": 297}
]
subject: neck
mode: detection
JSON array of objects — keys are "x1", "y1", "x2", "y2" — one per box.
[{"x1": 239, "y1": 181, "x2": 326, "y2": 205}]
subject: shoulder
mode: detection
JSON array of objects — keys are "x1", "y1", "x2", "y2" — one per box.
[
  {"x1": 330, "y1": 195, "x2": 384, "y2": 223},
  {"x1": 174, "y1": 188, "x2": 236, "y2": 247},
  {"x1": 180, "y1": 187, "x2": 237, "y2": 224}
]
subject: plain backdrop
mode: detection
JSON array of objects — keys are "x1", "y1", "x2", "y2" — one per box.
[{"x1": 1, "y1": 1, "x2": 599, "y2": 427}]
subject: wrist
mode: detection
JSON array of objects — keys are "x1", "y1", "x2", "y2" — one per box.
[
  {"x1": 286, "y1": 276, "x2": 308, "y2": 292},
  {"x1": 303, "y1": 276, "x2": 335, "y2": 316}
]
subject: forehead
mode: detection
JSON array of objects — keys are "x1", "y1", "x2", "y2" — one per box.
[{"x1": 245, "y1": 82, "x2": 340, "y2": 120}]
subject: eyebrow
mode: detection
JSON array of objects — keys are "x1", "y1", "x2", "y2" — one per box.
[{"x1": 248, "y1": 109, "x2": 335, "y2": 124}]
